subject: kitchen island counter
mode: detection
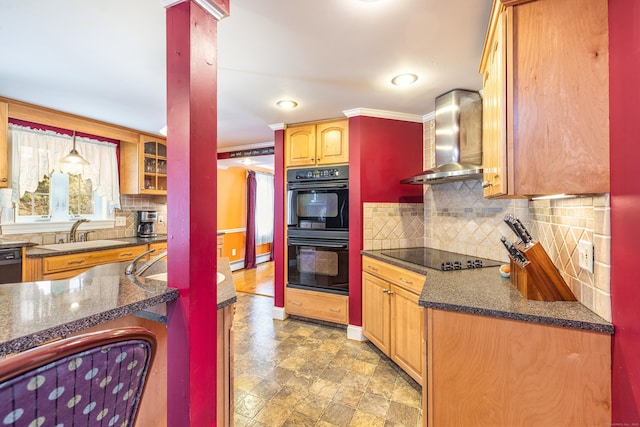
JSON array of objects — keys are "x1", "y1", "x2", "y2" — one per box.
[
  {"x1": 0, "y1": 257, "x2": 236, "y2": 356},
  {"x1": 362, "y1": 250, "x2": 613, "y2": 334},
  {"x1": 25, "y1": 235, "x2": 168, "y2": 258}
]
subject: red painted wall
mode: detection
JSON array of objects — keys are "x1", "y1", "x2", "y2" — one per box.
[
  {"x1": 348, "y1": 116, "x2": 424, "y2": 326},
  {"x1": 609, "y1": 0, "x2": 640, "y2": 422}
]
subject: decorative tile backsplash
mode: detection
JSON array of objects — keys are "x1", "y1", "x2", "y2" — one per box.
[
  {"x1": 363, "y1": 203, "x2": 424, "y2": 250},
  {"x1": 0, "y1": 194, "x2": 167, "y2": 244}
]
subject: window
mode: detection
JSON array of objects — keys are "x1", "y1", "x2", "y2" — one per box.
[
  {"x1": 255, "y1": 172, "x2": 274, "y2": 245},
  {"x1": 3, "y1": 124, "x2": 121, "y2": 232}
]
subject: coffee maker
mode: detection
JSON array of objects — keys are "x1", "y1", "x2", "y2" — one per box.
[{"x1": 137, "y1": 211, "x2": 158, "y2": 238}]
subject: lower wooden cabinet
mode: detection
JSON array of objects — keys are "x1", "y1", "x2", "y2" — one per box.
[
  {"x1": 217, "y1": 304, "x2": 234, "y2": 427},
  {"x1": 24, "y1": 245, "x2": 148, "y2": 281},
  {"x1": 285, "y1": 287, "x2": 349, "y2": 325},
  {"x1": 424, "y1": 309, "x2": 611, "y2": 427},
  {"x1": 362, "y1": 256, "x2": 425, "y2": 383}
]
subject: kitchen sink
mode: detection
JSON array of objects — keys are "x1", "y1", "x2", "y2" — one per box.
[
  {"x1": 38, "y1": 240, "x2": 130, "y2": 251},
  {"x1": 146, "y1": 272, "x2": 225, "y2": 285}
]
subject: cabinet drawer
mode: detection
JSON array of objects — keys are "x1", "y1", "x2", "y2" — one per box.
[
  {"x1": 362, "y1": 257, "x2": 426, "y2": 295},
  {"x1": 42, "y1": 245, "x2": 147, "y2": 274},
  {"x1": 286, "y1": 287, "x2": 348, "y2": 324}
]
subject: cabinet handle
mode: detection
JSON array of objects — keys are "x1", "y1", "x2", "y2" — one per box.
[
  {"x1": 0, "y1": 178, "x2": 7, "y2": 183},
  {"x1": 382, "y1": 288, "x2": 389, "y2": 293},
  {"x1": 120, "y1": 252, "x2": 134, "y2": 257},
  {"x1": 367, "y1": 266, "x2": 379, "y2": 272},
  {"x1": 482, "y1": 181, "x2": 493, "y2": 188},
  {"x1": 387, "y1": 290, "x2": 394, "y2": 295},
  {"x1": 67, "y1": 260, "x2": 85, "y2": 265},
  {"x1": 400, "y1": 277, "x2": 413, "y2": 285},
  {"x1": 316, "y1": 158, "x2": 320, "y2": 161},
  {"x1": 329, "y1": 308, "x2": 341, "y2": 312},
  {"x1": 291, "y1": 301, "x2": 302, "y2": 306},
  {"x1": 309, "y1": 158, "x2": 314, "y2": 161}
]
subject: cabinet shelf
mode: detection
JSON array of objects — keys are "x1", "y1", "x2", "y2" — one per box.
[{"x1": 120, "y1": 134, "x2": 168, "y2": 195}]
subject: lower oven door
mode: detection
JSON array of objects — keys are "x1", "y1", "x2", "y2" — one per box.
[{"x1": 287, "y1": 237, "x2": 349, "y2": 295}]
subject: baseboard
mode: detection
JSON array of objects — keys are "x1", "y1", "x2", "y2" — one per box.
[
  {"x1": 272, "y1": 306, "x2": 288, "y2": 321},
  {"x1": 229, "y1": 254, "x2": 272, "y2": 272},
  {"x1": 347, "y1": 325, "x2": 368, "y2": 342}
]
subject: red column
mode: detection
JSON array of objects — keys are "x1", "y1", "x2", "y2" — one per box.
[
  {"x1": 164, "y1": 1, "x2": 228, "y2": 425},
  {"x1": 273, "y1": 127, "x2": 286, "y2": 308}
]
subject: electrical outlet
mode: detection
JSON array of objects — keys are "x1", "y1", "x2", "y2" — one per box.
[
  {"x1": 115, "y1": 216, "x2": 126, "y2": 227},
  {"x1": 231, "y1": 248, "x2": 236, "y2": 256},
  {"x1": 158, "y1": 215, "x2": 165, "y2": 224},
  {"x1": 578, "y1": 240, "x2": 594, "y2": 273}
]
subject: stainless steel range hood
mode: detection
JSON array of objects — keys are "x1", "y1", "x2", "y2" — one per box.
[{"x1": 401, "y1": 89, "x2": 483, "y2": 185}]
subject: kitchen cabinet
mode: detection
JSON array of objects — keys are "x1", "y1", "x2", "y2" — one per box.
[
  {"x1": 217, "y1": 303, "x2": 234, "y2": 427},
  {"x1": 23, "y1": 245, "x2": 148, "y2": 281},
  {"x1": 0, "y1": 102, "x2": 8, "y2": 188},
  {"x1": 217, "y1": 234, "x2": 224, "y2": 257},
  {"x1": 285, "y1": 119, "x2": 348, "y2": 167},
  {"x1": 362, "y1": 256, "x2": 425, "y2": 383},
  {"x1": 479, "y1": 0, "x2": 609, "y2": 197},
  {"x1": 424, "y1": 308, "x2": 611, "y2": 426},
  {"x1": 285, "y1": 287, "x2": 348, "y2": 325},
  {"x1": 120, "y1": 134, "x2": 168, "y2": 195}
]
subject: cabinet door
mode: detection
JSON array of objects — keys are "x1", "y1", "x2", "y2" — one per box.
[
  {"x1": 139, "y1": 135, "x2": 168, "y2": 195},
  {"x1": 390, "y1": 284, "x2": 423, "y2": 383},
  {"x1": 481, "y1": 6, "x2": 507, "y2": 198},
  {"x1": 316, "y1": 120, "x2": 348, "y2": 165},
  {"x1": 362, "y1": 272, "x2": 391, "y2": 356},
  {"x1": 285, "y1": 125, "x2": 316, "y2": 167},
  {"x1": 0, "y1": 102, "x2": 7, "y2": 188}
]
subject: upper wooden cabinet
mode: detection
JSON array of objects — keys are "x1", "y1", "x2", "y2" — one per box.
[
  {"x1": 479, "y1": 0, "x2": 609, "y2": 198},
  {"x1": 285, "y1": 119, "x2": 348, "y2": 167},
  {"x1": 0, "y1": 102, "x2": 8, "y2": 188},
  {"x1": 120, "y1": 134, "x2": 168, "y2": 195}
]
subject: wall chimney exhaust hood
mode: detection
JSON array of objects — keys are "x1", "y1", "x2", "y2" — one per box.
[{"x1": 401, "y1": 89, "x2": 483, "y2": 185}]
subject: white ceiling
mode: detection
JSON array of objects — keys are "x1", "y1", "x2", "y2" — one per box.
[{"x1": 0, "y1": 0, "x2": 492, "y2": 167}]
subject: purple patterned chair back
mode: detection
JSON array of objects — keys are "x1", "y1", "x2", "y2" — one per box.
[{"x1": 0, "y1": 327, "x2": 156, "y2": 427}]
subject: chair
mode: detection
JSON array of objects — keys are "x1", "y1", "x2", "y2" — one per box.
[{"x1": 0, "y1": 327, "x2": 157, "y2": 427}]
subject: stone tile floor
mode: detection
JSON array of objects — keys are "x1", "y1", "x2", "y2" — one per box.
[{"x1": 233, "y1": 293, "x2": 423, "y2": 426}]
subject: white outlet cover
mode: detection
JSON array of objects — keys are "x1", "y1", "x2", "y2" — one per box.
[
  {"x1": 115, "y1": 216, "x2": 126, "y2": 227},
  {"x1": 578, "y1": 240, "x2": 594, "y2": 273}
]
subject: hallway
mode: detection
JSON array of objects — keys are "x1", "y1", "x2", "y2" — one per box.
[{"x1": 232, "y1": 291, "x2": 423, "y2": 426}]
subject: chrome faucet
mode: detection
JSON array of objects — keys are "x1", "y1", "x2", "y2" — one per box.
[
  {"x1": 69, "y1": 218, "x2": 90, "y2": 243},
  {"x1": 125, "y1": 249, "x2": 167, "y2": 276}
]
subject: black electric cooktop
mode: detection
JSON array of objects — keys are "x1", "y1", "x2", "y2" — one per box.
[{"x1": 380, "y1": 247, "x2": 502, "y2": 271}]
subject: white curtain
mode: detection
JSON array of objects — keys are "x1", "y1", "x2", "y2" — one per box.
[
  {"x1": 255, "y1": 172, "x2": 274, "y2": 245},
  {"x1": 9, "y1": 124, "x2": 121, "y2": 208}
]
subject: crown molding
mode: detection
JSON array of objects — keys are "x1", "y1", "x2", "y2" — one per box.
[
  {"x1": 423, "y1": 111, "x2": 435, "y2": 122},
  {"x1": 342, "y1": 108, "x2": 423, "y2": 123},
  {"x1": 269, "y1": 123, "x2": 286, "y2": 131},
  {"x1": 162, "y1": 0, "x2": 229, "y2": 20}
]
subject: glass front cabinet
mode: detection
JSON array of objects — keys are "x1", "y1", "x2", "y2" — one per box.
[{"x1": 120, "y1": 134, "x2": 167, "y2": 195}]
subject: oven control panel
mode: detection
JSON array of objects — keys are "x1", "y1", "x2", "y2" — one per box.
[{"x1": 287, "y1": 165, "x2": 349, "y2": 182}]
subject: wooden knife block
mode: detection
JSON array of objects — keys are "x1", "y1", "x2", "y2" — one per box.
[{"x1": 509, "y1": 241, "x2": 576, "y2": 302}]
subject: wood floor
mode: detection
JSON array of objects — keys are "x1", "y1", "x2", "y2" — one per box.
[{"x1": 231, "y1": 261, "x2": 274, "y2": 297}]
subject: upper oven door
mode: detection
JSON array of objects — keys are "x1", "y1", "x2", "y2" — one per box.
[{"x1": 286, "y1": 180, "x2": 349, "y2": 231}]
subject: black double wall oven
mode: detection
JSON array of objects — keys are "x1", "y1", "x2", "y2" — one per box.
[{"x1": 286, "y1": 165, "x2": 349, "y2": 295}]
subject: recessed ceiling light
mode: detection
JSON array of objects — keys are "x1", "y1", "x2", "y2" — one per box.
[
  {"x1": 391, "y1": 73, "x2": 418, "y2": 86},
  {"x1": 276, "y1": 100, "x2": 298, "y2": 109}
]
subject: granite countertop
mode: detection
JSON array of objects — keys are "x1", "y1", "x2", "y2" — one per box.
[
  {"x1": 362, "y1": 250, "x2": 614, "y2": 334},
  {"x1": 0, "y1": 239, "x2": 37, "y2": 249},
  {"x1": 25, "y1": 235, "x2": 168, "y2": 258},
  {"x1": 0, "y1": 256, "x2": 237, "y2": 356}
]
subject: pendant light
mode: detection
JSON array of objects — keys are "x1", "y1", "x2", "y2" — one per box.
[{"x1": 60, "y1": 131, "x2": 89, "y2": 165}]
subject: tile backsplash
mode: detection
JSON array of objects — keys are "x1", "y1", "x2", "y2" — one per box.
[
  {"x1": 0, "y1": 195, "x2": 167, "y2": 244},
  {"x1": 363, "y1": 203, "x2": 424, "y2": 250}
]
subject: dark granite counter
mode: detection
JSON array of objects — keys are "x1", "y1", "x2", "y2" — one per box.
[
  {"x1": 362, "y1": 250, "x2": 613, "y2": 334},
  {"x1": 0, "y1": 256, "x2": 237, "y2": 356},
  {"x1": 25, "y1": 235, "x2": 168, "y2": 258}
]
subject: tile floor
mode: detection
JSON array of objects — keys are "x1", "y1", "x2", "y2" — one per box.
[{"x1": 233, "y1": 292, "x2": 423, "y2": 426}]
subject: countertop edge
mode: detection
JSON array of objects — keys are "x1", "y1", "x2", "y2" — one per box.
[
  {"x1": 25, "y1": 236, "x2": 169, "y2": 258},
  {"x1": 0, "y1": 288, "x2": 178, "y2": 357}
]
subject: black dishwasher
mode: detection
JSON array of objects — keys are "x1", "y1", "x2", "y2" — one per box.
[{"x1": 0, "y1": 248, "x2": 22, "y2": 284}]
